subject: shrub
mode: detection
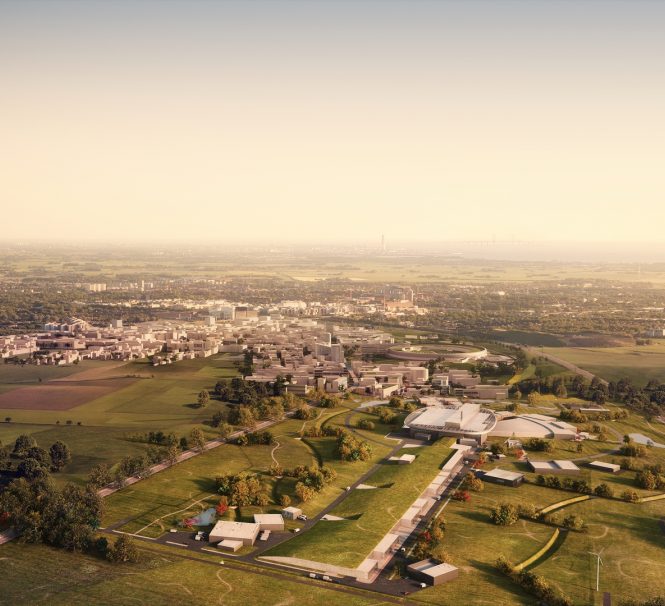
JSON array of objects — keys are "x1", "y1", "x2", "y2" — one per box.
[
  {"x1": 490, "y1": 503, "x2": 519, "y2": 526},
  {"x1": 594, "y1": 483, "x2": 613, "y2": 498},
  {"x1": 622, "y1": 490, "x2": 640, "y2": 503}
]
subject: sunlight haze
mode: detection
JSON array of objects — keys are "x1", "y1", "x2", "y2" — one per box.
[{"x1": 2, "y1": 0, "x2": 664, "y2": 244}]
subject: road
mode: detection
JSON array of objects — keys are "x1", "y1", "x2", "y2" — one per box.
[{"x1": 524, "y1": 346, "x2": 608, "y2": 386}]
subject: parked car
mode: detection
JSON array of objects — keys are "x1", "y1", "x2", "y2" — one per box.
[{"x1": 297, "y1": 514, "x2": 308, "y2": 521}]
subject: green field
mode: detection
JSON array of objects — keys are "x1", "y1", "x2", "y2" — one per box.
[
  {"x1": 103, "y1": 416, "x2": 315, "y2": 537},
  {"x1": 543, "y1": 343, "x2": 665, "y2": 386},
  {"x1": 0, "y1": 542, "x2": 388, "y2": 606},
  {"x1": 0, "y1": 354, "x2": 240, "y2": 484},
  {"x1": 266, "y1": 438, "x2": 454, "y2": 568}
]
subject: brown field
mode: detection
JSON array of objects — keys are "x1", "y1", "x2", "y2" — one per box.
[{"x1": 0, "y1": 378, "x2": 136, "y2": 410}]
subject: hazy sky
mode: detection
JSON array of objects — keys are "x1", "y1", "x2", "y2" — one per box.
[{"x1": 1, "y1": 1, "x2": 664, "y2": 245}]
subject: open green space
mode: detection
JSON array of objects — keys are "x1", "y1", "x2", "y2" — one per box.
[
  {"x1": 266, "y1": 438, "x2": 454, "y2": 568},
  {"x1": 0, "y1": 541, "x2": 387, "y2": 606},
  {"x1": 0, "y1": 354, "x2": 240, "y2": 485},
  {"x1": 543, "y1": 343, "x2": 665, "y2": 386},
  {"x1": 102, "y1": 439, "x2": 287, "y2": 537}
]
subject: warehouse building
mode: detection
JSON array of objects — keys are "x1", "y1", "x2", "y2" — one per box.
[
  {"x1": 407, "y1": 559, "x2": 459, "y2": 586},
  {"x1": 481, "y1": 468, "x2": 524, "y2": 487},
  {"x1": 208, "y1": 521, "x2": 260, "y2": 546}
]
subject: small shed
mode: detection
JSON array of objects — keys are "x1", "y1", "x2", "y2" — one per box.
[{"x1": 282, "y1": 506, "x2": 302, "y2": 520}]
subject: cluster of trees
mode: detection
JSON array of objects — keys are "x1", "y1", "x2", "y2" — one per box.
[
  {"x1": 272, "y1": 464, "x2": 338, "y2": 503},
  {"x1": 302, "y1": 424, "x2": 342, "y2": 439},
  {"x1": 523, "y1": 438, "x2": 554, "y2": 453},
  {"x1": 387, "y1": 396, "x2": 418, "y2": 413},
  {"x1": 608, "y1": 378, "x2": 665, "y2": 419},
  {"x1": 535, "y1": 475, "x2": 593, "y2": 494},
  {"x1": 496, "y1": 556, "x2": 572, "y2": 606},
  {"x1": 413, "y1": 516, "x2": 449, "y2": 562},
  {"x1": 335, "y1": 430, "x2": 372, "y2": 462},
  {"x1": 635, "y1": 465, "x2": 665, "y2": 490},
  {"x1": 5, "y1": 435, "x2": 72, "y2": 480},
  {"x1": 0, "y1": 476, "x2": 101, "y2": 550},
  {"x1": 489, "y1": 503, "x2": 520, "y2": 526},
  {"x1": 215, "y1": 471, "x2": 270, "y2": 506},
  {"x1": 365, "y1": 406, "x2": 399, "y2": 425},
  {"x1": 510, "y1": 374, "x2": 608, "y2": 405},
  {"x1": 237, "y1": 430, "x2": 274, "y2": 446},
  {"x1": 356, "y1": 418, "x2": 375, "y2": 430}
]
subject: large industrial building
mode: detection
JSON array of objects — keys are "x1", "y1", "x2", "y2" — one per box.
[{"x1": 403, "y1": 402, "x2": 497, "y2": 444}]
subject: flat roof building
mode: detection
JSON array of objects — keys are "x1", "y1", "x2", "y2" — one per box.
[
  {"x1": 482, "y1": 468, "x2": 524, "y2": 487},
  {"x1": 209, "y1": 521, "x2": 260, "y2": 546},
  {"x1": 282, "y1": 506, "x2": 302, "y2": 520},
  {"x1": 407, "y1": 559, "x2": 459, "y2": 586},
  {"x1": 217, "y1": 539, "x2": 243, "y2": 552},
  {"x1": 588, "y1": 460, "x2": 621, "y2": 473},
  {"x1": 528, "y1": 459, "x2": 581, "y2": 474},
  {"x1": 254, "y1": 513, "x2": 285, "y2": 531},
  {"x1": 403, "y1": 403, "x2": 497, "y2": 443}
]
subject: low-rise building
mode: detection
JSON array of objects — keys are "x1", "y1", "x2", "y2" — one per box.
[
  {"x1": 407, "y1": 559, "x2": 459, "y2": 586},
  {"x1": 208, "y1": 521, "x2": 260, "y2": 546},
  {"x1": 253, "y1": 513, "x2": 285, "y2": 531}
]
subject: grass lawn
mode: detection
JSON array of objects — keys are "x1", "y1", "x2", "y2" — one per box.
[
  {"x1": 543, "y1": 343, "x2": 665, "y2": 386},
  {"x1": 103, "y1": 440, "x2": 281, "y2": 537},
  {"x1": 0, "y1": 542, "x2": 388, "y2": 606},
  {"x1": 266, "y1": 438, "x2": 454, "y2": 568},
  {"x1": 0, "y1": 354, "x2": 240, "y2": 484}
]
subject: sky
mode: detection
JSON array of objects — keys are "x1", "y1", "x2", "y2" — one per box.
[{"x1": 1, "y1": 0, "x2": 664, "y2": 246}]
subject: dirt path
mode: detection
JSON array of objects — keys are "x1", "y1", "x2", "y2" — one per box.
[
  {"x1": 133, "y1": 495, "x2": 215, "y2": 536},
  {"x1": 270, "y1": 441, "x2": 282, "y2": 465}
]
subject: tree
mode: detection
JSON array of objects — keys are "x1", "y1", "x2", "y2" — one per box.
[
  {"x1": 49, "y1": 441, "x2": 71, "y2": 472},
  {"x1": 489, "y1": 503, "x2": 519, "y2": 526},
  {"x1": 106, "y1": 535, "x2": 140, "y2": 563},
  {"x1": 594, "y1": 483, "x2": 613, "y2": 498},
  {"x1": 17, "y1": 457, "x2": 49, "y2": 481},
  {"x1": 197, "y1": 390, "x2": 210, "y2": 408},
  {"x1": 562, "y1": 514, "x2": 584, "y2": 531},
  {"x1": 280, "y1": 494, "x2": 291, "y2": 507},
  {"x1": 166, "y1": 444, "x2": 179, "y2": 467},
  {"x1": 295, "y1": 482, "x2": 316, "y2": 503},
  {"x1": 211, "y1": 411, "x2": 225, "y2": 427},
  {"x1": 87, "y1": 463, "x2": 112, "y2": 489},
  {"x1": 462, "y1": 472, "x2": 484, "y2": 492},
  {"x1": 218, "y1": 422, "x2": 234, "y2": 439},
  {"x1": 527, "y1": 392, "x2": 540, "y2": 406},
  {"x1": 13, "y1": 434, "x2": 37, "y2": 457},
  {"x1": 190, "y1": 428, "x2": 206, "y2": 452}
]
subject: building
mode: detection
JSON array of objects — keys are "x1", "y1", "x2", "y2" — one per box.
[
  {"x1": 217, "y1": 539, "x2": 243, "y2": 552},
  {"x1": 528, "y1": 460, "x2": 581, "y2": 475},
  {"x1": 407, "y1": 559, "x2": 459, "y2": 586},
  {"x1": 282, "y1": 506, "x2": 302, "y2": 520},
  {"x1": 253, "y1": 513, "x2": 285, "y2": 531},
  {"x1": 403, "y1": 402, "x2": 497, "y2": 444},
  {"x1": 481, "y1": 468, "x2": 524, "y2": 487},
  {"x1": 588, "y1": 460, "x2": 620, "y2": 473},
  {"x1": 389, "y1": 454, "x2": 416, "y2": 464},
  {"x1": 208, "y1": 521, "x2": 260, "y2": 546}
]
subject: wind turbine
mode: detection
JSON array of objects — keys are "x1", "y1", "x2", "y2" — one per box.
[{"x1": 588, "y1": 550, "x2": 604, "y2": 592}]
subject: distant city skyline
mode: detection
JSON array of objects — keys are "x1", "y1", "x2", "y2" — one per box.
[{"x1": 2, "y1": 0, "x2": 664, "y2": 244}]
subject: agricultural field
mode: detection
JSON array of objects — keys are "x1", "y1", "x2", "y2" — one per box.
[
  {"x1": 266, "y1": 438, "x2": 454, "y2": 568},
  {"x1": 0, "y1": 354, "x2": 240, "y2": 484},
  {"x1": 543, "y1": 342, "x2": 665, "y2": 386},
  {"x1": 0, "y1": 542, "x2": 389, "y2": 606}
]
